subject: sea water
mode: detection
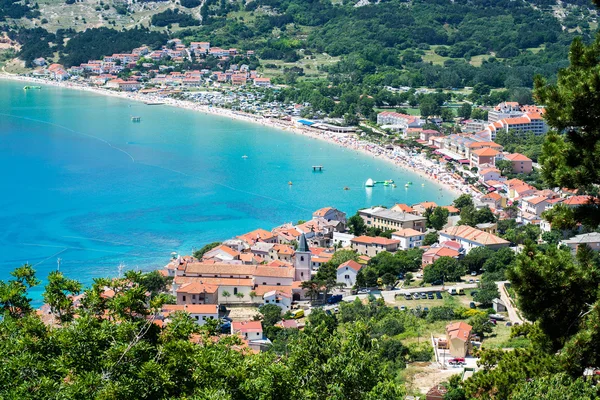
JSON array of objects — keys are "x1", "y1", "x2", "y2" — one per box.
[{"x1": 0, "y1": 80, "x2": 453, "y2": 301}]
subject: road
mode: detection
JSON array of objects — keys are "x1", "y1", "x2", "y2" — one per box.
[{"x1": 497, "y1": 281, "x2": 526, "y2": 324}]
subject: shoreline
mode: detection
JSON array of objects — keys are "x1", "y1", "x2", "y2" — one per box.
[{"x1": 1, "y1": 73, "x2": 467, "y2": 200}]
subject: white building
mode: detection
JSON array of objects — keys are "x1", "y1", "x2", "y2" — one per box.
[
  {"x1": 263, "y1": 290, "x2": 292, "y2": 311},
  {"x1": 439, "y1": 226, "x2": 510, "y2": 253},
  {"x1": 391, "y1": 228, "x2": 424, "y2": 250},
  {"x1": 332, "y1": 232, "x2": 355, "y2": 248},
  {"x1": 336, "y1": 260, "x2": 363, "y2": 288}
]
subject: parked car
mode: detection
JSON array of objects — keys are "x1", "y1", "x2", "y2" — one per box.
[
  {"x1": 423, "y1": 307, "x2": 429, "y2": 313},
  {"x1": 327, "y1": 294, "x2": 343, "y2": 304},
  {"x1": 420, "y1": 292, "x2": 428, "y2": 299},
  {"x1": 489, "y1": 313, "x2": 506, "y2": 320},
  {"x1": 435, "y1": 291, "x2": 442, "y2": 299},
  {"x1": 412, "y1": 293, "x2": 420, "y2": 300},
  {"x1": 405, "y1": 294, "x2": 412, "y2": 300},
  {"x1": 448, "y1": 288, "x2": 457, "y2": 295},
  {"x1": 357, "y1": 288, "x2": 371, "y2": 294},
  {"x1": 471, "y1": 271, "x2": 477, "y2": 276},
  {"x1": 449, "y1": 357, "x2": 466, "y2": 366},
  {"x1": 469, "y1": 302, "x2": 476, "y2": 309},
  {"x1": 470, "y1": 291, "x2": 478, "y2": 296},
  {"x1": 400, "y1": 305, "x2": 407, "y2": 311},
  {"x1": 468, "y1": 279, "x2": 474, "y2": 284},
  {"x1": 428, "y1": 293, "x2": 434, "y2": 299}
]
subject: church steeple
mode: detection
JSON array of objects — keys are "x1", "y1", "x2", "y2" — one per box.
[
  {"x1": 297, "y1": 233, "x2": 309, "y2": 252},
  {"x1": 294, "y1": 233, "x2": 311, "y2": 281}
]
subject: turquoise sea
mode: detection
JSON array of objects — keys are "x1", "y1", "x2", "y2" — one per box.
[{"x1": 0, "y1": 79, "x2": 452, "y2": 301}]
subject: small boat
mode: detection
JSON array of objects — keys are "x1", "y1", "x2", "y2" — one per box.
[
  {"x1": 344, "y1": 187, "x2": 350, "y2": 190},
  {"x1": 405, "y1": 184, "x2": 409, "y2": 188},
  {"x1": 288, "y1": 181, "x2": 293, "y2": 186},
  {"x1": 383, "y1": 181, "x2": 389, "y2": 186},
  {"x1": 23, "y1": 85, "x2": 41, "y2": 90},
  {"x1": 365, "y1": 178, "x2": 374, "y2": 187},
  {"x1": 144, "y1": 101, "x2": 164, "y2": 105},
  {"x1": 242, "y1": 155, "x2": 248, "y2": 159},
  {"x1": 392, "y1": 184, "x2": 397, "y2": 188},
  {"x1": 422, "y1": 183, "x2": 425, "y2": 187},
  {"x1": 407, "y1": 181, "x2": 413, "y2": 185},
  {"x1": 131, "y1": 116, "x2": 141, "y2": 122}
]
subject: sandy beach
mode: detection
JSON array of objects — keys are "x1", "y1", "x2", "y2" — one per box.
[{"x1": 1, "y1": 73, "x2": 469, "y2": 200}]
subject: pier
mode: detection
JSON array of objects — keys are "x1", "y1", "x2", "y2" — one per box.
[{"x1": 312, "y1": 165, "x2": 323, "y2": 171}]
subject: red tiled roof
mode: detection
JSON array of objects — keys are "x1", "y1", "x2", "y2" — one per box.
[
  {"x1": 351, "y1": 236, "x2": 400, "y2": 246},
  {"x1": 337, "y1": 260, "x2": 362, "y2": 272}
]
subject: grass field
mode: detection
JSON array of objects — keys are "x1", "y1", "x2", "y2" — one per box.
[{"x1": 260, "y1": 53, "x2": 340, "y2": 80}]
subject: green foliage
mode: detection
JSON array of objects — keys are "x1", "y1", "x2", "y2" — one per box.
[
  {"x1": 348, "y1": 213, "x2": 366, "y2": 236},
  {"x1": 258, "y1": 304, "x2": 283, "y2": 327},
  {"x1": 508, "y1": 245, "x2": 600, "y2": 350},
  {"x1": 193, "y1": 242, "x2": 222, "y2": 259},
  {"x1": 535, "y1": 34, "x2": 600, "y2": 189},
  {"x1": 458, "y1": 102, "x2": 472, "y2": 120},
  {"x1": 426, "y1": 306, "x2": 455, "y2": 322},
  {"x1": 511, "y1": 373, "x2": 600, "y2": 400},
  {"x1": 423, "y1": 256, "x2": 465, "y2": 283},
  {"x1": 58, "y1": 27, "x2": 168, "y2": 67},
  {"x1": 453, "y1": 194, "x2": 474, "y2": 210},
  {"x1": 473, "y1": 281, "x2": 499, "y2": 306},
  {"x1": 426, "y1": 206, "x2": 449, "y2": 230},
  {"x1": 422, "y1": 231, "x2": 439, "y2": 246},
  {"x1": 0, "y1": 264, "x2": 39, "y2": 318},
  {"x1": 458, "y1": 205, "x2": 496, "y2": 227},
  {"x1": 43, "y1": 271, "x2": 81, "y2": 323},
  {"x1": 468, "y1": 313, "x2": 494, "y2": 337},
  {"x1": 151, "y1": 8, "x2": 200, "y2": 27}
]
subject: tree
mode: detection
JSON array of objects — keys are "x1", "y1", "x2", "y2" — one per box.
[
  {"x1": 453, "y1": 194, "x2": 474, "y2": 210},
  {"x1": 541, "y1": 203, "x2": 577, "y2": 232},
  {"x1": 507, "y1": 245, "x2": 600, "y2": 349},
  {"x1": 0, "y1": 264, "x2": 39, "y2": 318},
  {"x1": 511, "y1": 373, "x2": 600, "y2": 400},
  {"x1": 348, "y1": 213, "x2": 366, "y2": 236},
  {"x1": 259, "y1": 304, "x2": 282, "y2": 327},
  {"x1": 422, "y1": 231, "x2": 439, "y2": 246},
  {"x1": 43, "y1": 271, "x2": 82, "y2": 323},
  {"x1": 460, "y1": 247, "x2": 494, "y2": 274},
  {"x1": 235, "y1": 292, "x2": 245, "y2": 302},
  {"x1": 301, "y1": 280, "x2": 321, "y2": 303},
  {"x1": 440, "y1": 108, "x2": 454, "y2": 122},
  {"x1": 222, "y1": 290, "x2": 231, "y2": 303},
  {"x1": 328, "y1": 249, "x2": 358, "y2": 267},
  {"x1": 535, "y1": 35, "x2": 600, "y2": 189},
  {"x1": 496, "y1": 159, "x2": 513, "y2": 176},
  {"x1": 428, "y1": 207, "x2": 449, "y2": 230},
  {"x1": 473, "y1": 281, "x2": 499, "y2": 306},
  {"x1": 423, "y1": 257, "x2": 466, "y2": 283},
  {"x1": 193, "y1": 242, "x2": 221, "y2": 259},
  {"x1": 458, "y1": 102, "x2": 472, "y2": 119},
  {"x1": 468, "y1": 313, "x2": 494, "y2": 337}
]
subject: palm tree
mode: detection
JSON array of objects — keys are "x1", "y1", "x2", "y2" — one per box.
[{"x1": 300, "y1": 280, "x2": 320, "y2": 304}]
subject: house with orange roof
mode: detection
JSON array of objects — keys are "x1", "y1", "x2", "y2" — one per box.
[
  {"x1": 263, "y1": 290, "x2": 292, "y2": 311},
  {"x1": 470, "y1": 147, "x2": 499, "y2": 168},
  {"x1": 203, "y1": 245, "x2": 240, "y2": 262},
  {"x1": 254, "y1": 265, "x2": 295, "y2": 287},
  {"x1": 504, "y1": 153, "x2": 533, "y2": 174},
  {"x1": 440, "y1": 226, "x2": 509, "y2": 253},
  {"x1": 350, "y1": 236, "x2": 400, "y2": 257},
  {"x1": 391, "y1": 228, "x2": 424, "y2": 250},
  {"x1": 272, "y1": 224, "x2": 302, "y2": 244},
  {"x1": 358, "y1": 206, "x2": 426, "y2": 232},
  {"x1": 312, "y1": 207, "x2": 347, "y2": 228},
  {"x1": 161, "y1": 304, "x2": 218, "y2": 326},
  {"x1": 176, "y1": 281, "x2": 219, "y2": 304},
  {"x1": 446, "y1": 321, "x2": 472, "y2": 357},
  {"x1": 520, "y1": 195, "x2": 550, "y2": 220},
  {"x1": 391, "y1": 203, "x2": 415, "y2": 214},
  {"x1": 562, "y1": 195, "x2": 595, "y2": 208},
  {"x1": 422, "y1": 246, "x2": 461, "y2": 265},
  {"x1": 412, "y1": 201, "x2": 439, "y2": 216},
  {"x1": 337, "y1": 260, "x2": 363, "y2": 287},
  {"x1": 311, "y1": 254, "x2": 333, "y2": 271},
  {"x1": 478, "y1": 167, "x2": 502, "y2": 183},
  {"x1": 268, "y1": 244, "x2": 295, "y2": 263},
  {"x1": 480, "y1": 192, "x2": 504, "y2": 210},
  {"x1": 237, "y1": 228, "x2": 276, "y2": 246},
  {"x1": 232, "y1": 320, "x2": 263, "y2": 340},
  {"x1": 441, "y1": 205, "x2": 460, "y2": 216}
]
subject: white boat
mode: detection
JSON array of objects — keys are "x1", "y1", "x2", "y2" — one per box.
[
  {"x1": 242, "y1": 155, "x2": 248, "y2": 159},
  {"x1": 365, "y1": 178, "x2": 374, "y2": 187}
]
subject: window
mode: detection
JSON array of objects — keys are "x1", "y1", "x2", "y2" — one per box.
[
  {"x1": 345, "y1": 275, "x2": 350, "y2": 279},
  {"x1": 263, "y1": 282, "x2": 267, "y2": 285},
  {"x1": 182, "y1": 295, "x2": 186, "y2": 302},
  {"x1": 300, "y1": 256, "x2": 304, "y2": 261},
  {"x1": 301, "y1": 272, "x2": 304, "y2": 277},
  {"x1": 192, "y1": 294, "x2": 196, "y2": 299},
  {"x1": 195, "y1": 316, "x2": 199, "y2": 320},
  {"x1": 277, "y1": 283, "x2": 281, "y2": 286},
  {"x1": 233, "y1": 287, "x2": 238, "y2": 295}
]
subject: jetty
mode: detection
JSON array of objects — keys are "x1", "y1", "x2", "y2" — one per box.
[{"x1": 312, "y1": 165, "x2": 323, "y2": 171}]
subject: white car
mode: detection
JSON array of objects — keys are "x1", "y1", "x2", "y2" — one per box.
[{"x1": 357, "y1": 289, "x2": 371, "y2": 294}]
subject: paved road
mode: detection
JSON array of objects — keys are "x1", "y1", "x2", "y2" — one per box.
[{"x1": 497, "y1": 281, "x2": 526, "y2": 324}]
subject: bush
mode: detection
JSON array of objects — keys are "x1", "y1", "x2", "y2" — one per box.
[
  {"x1": 407, "y1": 343, "x2": 433, "y2": 362},
  {"x1": 426, "y1": 306, "x2": 455, "y2": 322}
]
